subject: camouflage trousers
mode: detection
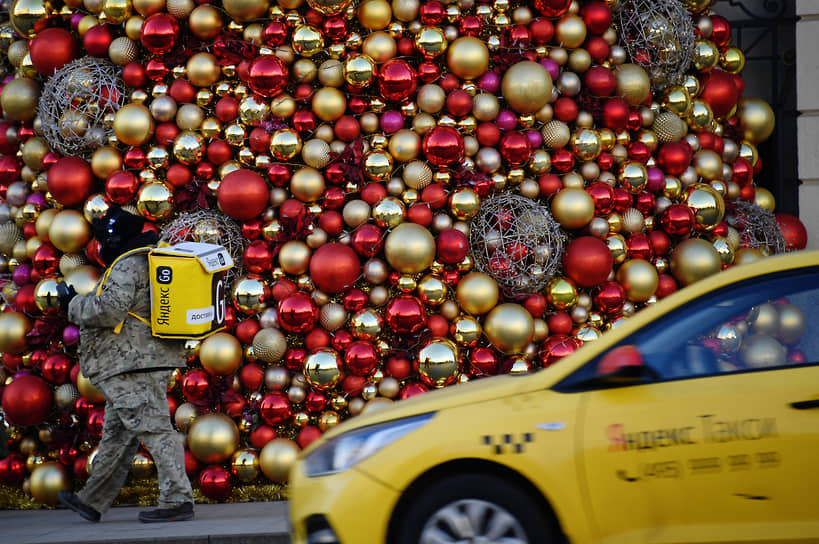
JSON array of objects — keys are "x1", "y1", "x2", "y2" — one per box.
[{"x1": 77, "y1": 370, "x2": 193, "y2": 513}]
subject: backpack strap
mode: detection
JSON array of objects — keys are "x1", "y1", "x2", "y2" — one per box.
[{"x1": 95, "y1": 247, "x2": 153, "y2": 334}]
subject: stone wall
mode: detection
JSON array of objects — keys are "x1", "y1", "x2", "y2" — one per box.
[{"x1": 797, "y1": 1, "x2": 819, "y2": 249}]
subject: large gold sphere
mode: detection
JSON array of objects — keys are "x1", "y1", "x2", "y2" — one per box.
[
  {"x1": 133, "y1": 0, "x2": 164, "y2": 16},
  {"x1": 670, "y1": 238, "x2": 722, "y2": 286},
  {"x1": 21, "y1": 137, "x2": 49, "y2": 170},
  {"x1": 278, "y1": 240, "x2": 312, "y2": 275},
  {"x1": 35, "y1": 208, "x2": 58, "y2": 242},
  {"x1": 11, "y1": 0, "x2": 53, "y2": 37},
  {"x1": 777, "y1": 303, "x2": 806, "y2": 345},
  {"x1": 252, "y1": 327, "x2": 287, "y2": 363},
  {"x1": 137, "y1": 182, "x2": 174, "y2": 221},
  {"x1": 304, "y1": 348, "x2": 343, "y2": 390},
  {"x1": 260, "y1": 438, "x2": 300, "y2": 482},
  {"x1": 189, "y1": 5, "x2": 223, "y2": 40},
  {"x1": 291, "y1": 167, "x2": 326, "y2": 202},
  {"x1": 615, "y1": 64, "x2": 651, "y2": 106},
  {"x1": 615, "y1": 259, "x2": 658, "y2": 302},
  {"x1": 222, "y1": 0, "x2": 269, "y2": 22},
  {"x1": 447, "y1": 37, "x2": 489, "y2": 80},
  {"x1": 554, "y1": 14, "x2": 587, "y2": 49},
  {"x1": 48, "y1": 210, "x2": 92, "y2": 254},
  {"x1": 77, "y1": 371, "x2": 105, "y2": 403},
  {"x1": 29, "y1": 462, "x2": 70, "y2": 506},
  {"x1": 307, "y1": 0, "x2": 352, "y2": 15},
  {"x1": 692, "y1": 149, "x2": 722, "y2": 181},
  {"x1": 456, "y1": 272, "x2": 499, "y2": 315},
  {"x1": 501, "y1": 61, "x2": 553, "y2": 114},
  {"x1": 186, "y1": 52, "x2": 221, "y2": 87},
  {"x1": 231, "y1": 448, "x2": 260, "y2": 482},
  {"x1": 684, "y1": 183, "x2": 724, "y2": 232},
  {"x1": 739, "y1": 334, "x2": 786, "y2": 368},
  {"x1": 312, "y1": 87, "x2": 346, "y2": 122},
  {"x1": 737, "y1": 97, "x2": 775, "y2": 144},
  {"x1": 483, "y1": 303, "x2": 534, "y2": 354},
  {"x1": 1, "y1": 77, "x2": 40, "y2": 121},
  {"x1": 0, "y1": 311, "x2": 31, "y2": 354},
  {"x1": 358, "y1": 0, "x2": 392, "y2": 30},
  {"x1": 64, "y1": 265, "x2": 102, "y2": 296},
  {"x1": 417, "y1": 338, "x2": 460, "y2": 388},
  {"x1": 384, "y1": 222, "x2": 436, "y2": 274},
  {"x1": 188, "y1": 413, "x2": 240, "y2": 464},
  {"x1": 551, "y1": 187, "x2": 595, "y2": 229},
  {"x1": 199, "y1": 332, "x2": 243, "y2": 376},
  {"x1": 113, "y1": 103, "x2": 154, "y2": 146}
]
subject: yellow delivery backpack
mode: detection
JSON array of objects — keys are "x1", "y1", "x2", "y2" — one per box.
[{"x1": 96, "y1": 242, "x2": 234, "y2": 340}]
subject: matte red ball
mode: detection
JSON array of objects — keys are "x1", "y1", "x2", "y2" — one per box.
[
  {"x1": 422, "y1": 126, "x2": 464, "y2": 168},
  {"x1": 523, "y1": 294, "x2": 547, "y2": 318},
  {"x1": 2, "y1": 374, "x2": 53, "y2": 426},
  {"x1": 553, "y1": 97, "x2": 578, "y2": 122},
  {"x1": 0, "y1": 454, "x2": 26, "y2": 485},
  {"x1": 334, "y1": 115, "x2": 361, "y2": 141},
  {"x1": 586, "y1": 36, "x2": 610, "y2": 63},
  {"x1": 562, "y1": 236, "x2": 614, "y2": 287},
  {"x1": 476, "y1": 123, "x2": 501, "y2": 146},
  {"x1": 235, "y1": 318, "x2": 261, "y2": 345},
  {"x1": 776, "y1": 213, "x2": 808, "y2": 250},
  {"x1": 166, "y1": 164, "x2": 191, "y2": 188},
  {"x1": 581, "y1": 1, "x2": 612, "y2": 34},
  {"x1": 199, "y1": 466, "x2": 232, "y2": 501},
  {"x1": 247, "y1": 55, "x2": 289, "y2": 97},
  {"x1": 217, "y1": 169, "x2": 268, "y2": 221},
  {"x1": 141, "y1": 13, "x2": 179, "y2": 54},
  {"x1": 305, "y1": 328, "x2": 330, "y2": 351},
  {"x1": 154, "y1": 122, "x2": 178, "y2": 146},
  {"x1": 529, "y1": 18, "x2": 554, "y2": 44},
  {"x1": 260, "y1": 392, "x2": 292, "y2": 425},
  {"x1": 656, "y1": 274, "x2": 678, "y2": 299},
  {"x1": 207, "y1": 140, "x2": 233, "y2": 165},
  {"x1": 593, "y1": 281, "x2": 626, "y2": 314},
  {"x1": 649, "y1": 230, "x2": 671, "y2": 256},
  {"x1": 47, "y1": 157, "x2": 94, "y2": 208},
  {"x1": 170, "y1": 79, "x2": 195, "y2": 104},
  {"x1": 584, "y1": 65, "x2": 617, "y2": 97},
  {"x1": 657, "y1": 142, "x2": 692, "y2": 176},
  {"x1": 385, "y1": 356, "x2": 412, "y2": 379},
  {"x1": 278, "y1": 292, "x2": 318, "y2": 333},
  {"x1": 446, "y1": 89, "x2": 473, "y2": 117},
  {"x1": 184, "y1": 450, "x2": 201, "y2": 478},
  {"x1": 427, "y1": 314, "x2": 449, "y2": 337},
  {"x1": 297, "y1": 427, "x2": 322, "y2": 449},
  {"x1": 378, "y1": 58, "x2": 417, "y2": 102},
  {"x1": 83, "y1": 24, "x2": 114, "y2": 57},
  {"x1": 547, "y1": 312, "x2": 573, "y2": 335},
  {"x1": 250, "y1": 425, "x2": 277, "y2": 449},
  {"x1": 700, "y1": 69, "x2": 740, "y2": 118},
  {"x1": 308, "y1": 243, "x2": 361, "y2": 294},
  {"x1": 361, "y1": 183, "x2": 387, "y2": 205},
  {"x1": 602, "y1": 97, "x2": 629, "y2": 131},
  {"x1": 344, "y1": 340, "x2": 379, "y2": 377},
  {"x1": 385, "y1": 295, "x2": 427, "y2": 334},
  {"x1": 215, "y1": 96, "x2": 239, "y2": 123},
  {"x1": 408, "y1": 203, "x2": 433, "y2": 226},
  {"x1": 30, "y1": 28, "x2": 79, "y2": 76},
  {"x1": 436, "y1": 229, "x2": 469, "y2": 264}
]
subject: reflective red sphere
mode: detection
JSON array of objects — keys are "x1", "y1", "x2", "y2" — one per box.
[
  {"x1": 247, "y1": 55, "x2": 289, "y2": 97},
  {"x1": 141, "y1": 13, "x2": 180, "y2": 55}
]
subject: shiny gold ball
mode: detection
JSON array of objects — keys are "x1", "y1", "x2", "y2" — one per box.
[
  {"x1": 692, "y1": 39, "x2": 719, "y2": 71},
  {"x1": 113, "y1": 103, "x2": 154, "y2": 146},
  {"x1": 222, "y1": 0, "x2": 269, "y2": 22},
  {"x1": 388, "y1": 129, "x2": 421, "y2": 162},
  {"x1": 230, "y1": 448, "x2": 260, "y2": 482},
  {"x1": 173, "y1": 131, "x2": 205, "y2": 165},
  {"x1": 137, "y1": 182, "x2": 174, "y2": 221},
  {"x1": 615, "y1": 259, "x2": 658, "y2": 302},
  {"x1": 720, "y1": 46, "x2": 745, "y2": 74},
  {"x1": 232, "y1": 275, "x2": 268, "y2": 314},
  {"x1": 48, "y1": 210, "x2": 91, "y2": 254},
  {"x1": 64, "y1": 265, "x2": 102, "y2": 296},
  {"x1": 692, "y1": 149, "x2": 722, "y2": 181},
  {"x1": 259, "y1": 438, "x2": 299, "y2": 483},
  {"x1": 662, "y1": 85, "x2": 692, "y2": 117},
  {"x1": 189, "y1": 5, "x2": 223, "y2": 40},
  {"x1": 29, "y1": 462, "x2": 70, "y2": 506},
  {"x1": 447, "y1": 37, "x2": 490, "y2": 80},
  {"x1": 739, "y1": 334, "x2": 786, "y2": 368},
  {"x1": 450, "y1": 315, "x2": 481, "y2": 347},
  {"x1": 456, "y1": 272, "x2": 499, "y2": 315},
  {"x1": 102, "y1": 0, "x2": 133, "y2": 23},
  {"x1": 554, "y1": 14, "x2": 587, "y2": 49},
  {"x1": 502, "y1": 61, "x2": 553, "y2": 114},
  {"x1": 307, "y1": 0, "x2": 353, "y2": 16},
  {"x1": 77, "y1": 371, "x2": 105, "y2": 404},
  {"x1": 358, "y1": 0, "x2": 392, "y2": 30},
  {"x1": 270, "y1": 128, "x2": 302, "y2": 161},
  {"x1": 670, "y1": 238, "x2": 722, "y2": 286},
  {"x1": 0, "y1": 77, "x2": 40, "y2": 121},
  {"x1": 734, "y1": 247, "x2": 764, "y2": 265},
  {"x1": 290, "y1": 167, "x2": 325, "y2": 202},
  {"x1": 292, "y1": 24, "x2": 324, "y2": 57},
  {"x1": 570, "y1": 129, "x2": 601, "y2": 161},
  {"x1": 252, "y1": 327, "x2": 287, "y2": 363},
  {"x1": 546, "y1": 277, "x2": 578, "y2": 310},
  {"x1": 483, "y1": 303, "x2": 534, "y2": 354},
  {"x1": 304, "y1": 348, "x2": 343, "y2": 390},
  {"x1": 21, "y1": 137, "x2": 49, "y2": 170},
  {"x1": 174, "y1": 402, "x2": 200, "y2": 433},
  {"x1": 551, "y1": 187, "x2": 595, "y2": 229},
  {"x1": 384, "y1": 222, "x2": 436, "y2": 274},
  {"x1": 188, "y1": 413, "x2": 239, "y2": 464},
  {"x1": 449, "y1": 187, "x2": 480, "y2": 221},
  {"x1": 133, "y1": 0, "x2": 164, "y2": 16},
  {"x1": 618, "y1": 161, "x2": 647, "y2": 193},
  {"x1": 34, "y1": 277, "x2": 61, "y2": 313},
  {"x1": 278, "y1": 240, "x2": 311, "y2": 275},
  {"x1": 312, "y1": 87, "x2": 346, "y2": 122},
  {"x1": 131, "y1": 451, "x2": 155, "y2": 479},
  {"x1": 777, "y1": 303, "x2": 806, "y2": 345},
  {"x1": 753, "y1": 186, "x2": 775, "y2": 212},
  {"x1": 11, "y1": 0, "x2": 54, "y2": 37},
  {"x1": 363, "y1": 150, "x2": 393, "y2": 182},
  {"x1": 687, "y1": 99, "x2": 713, "y2": 131},
  {"x1": 344, "y1": 54, "x2": 376, "y2": 88},
  {"x1": 0, "y1": 311, "x2": 31, "y2": 355},
  {"x1": 417, "y1": 338, "x2": 460, "y2": 388},
  {"x1": 417, "y1": 274, "x2": 447, "y2": 307},
  {"x1": 684, "y1": 183, "x2": 725, "y2": 232},
  {"x1": 615, "y1": 63, "x2": 651, "y2": 106},
  {"x1": 187, "y1": 52, "x2": 221, "y2": 87},
  {"x1": 199, "y1": 332, "x2": 243, "y2": 376}
]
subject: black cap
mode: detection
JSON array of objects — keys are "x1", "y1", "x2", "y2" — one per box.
[{"x1": 92, "y1": 205, "x2": 148, "y2": 265}]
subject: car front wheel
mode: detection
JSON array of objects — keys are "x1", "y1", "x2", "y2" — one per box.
[{"x1": 395, "y1": 474, "x2": 557, "y2": 544}]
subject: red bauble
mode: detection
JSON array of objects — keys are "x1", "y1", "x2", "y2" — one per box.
[
  {"x1": 500, "y1": 131, "x2": 532, "y2": 166},
  {"x1": 361, "y1": 183, "x2": 387, "y2": 204},
  {"x1": 593, "y1": 281, "x2": 626, "y2": 314},
  {"x1": 305, "y1": 328, "x2": 330, "y2": 351},
  {"x1": 710, "y1": 15, "x2": 731, "y2": 47},
  {"x1": 399, "y1": 382, "x2": 429, "y2": 399},
  {"x1": 586, "y1": 36, "x2": 610, "y2": 63},
  {"x1": 297, "y1": 426, "x2": 322, "y2": 449},
  {"x1": 656, "y1": 274, "x2": 678, "y2": 299},
  {"x1": 422, "y1": 126, "x2": 464, "y2": 167},
  {"x1": 649, "y1": 230, "x2": 671, "y2": 256},
  {"x1": 657, "y1": 142, "x2": 692, "y2": 176},
  {"x1": 476, "y1": 123, "x2": 500, "y2": 147},
  {"x1": 534, "y1": 0, "x2": 570, "y2": 17},
  {"x1": 602, "y1": 97, "x2": 630, "y2": 131},
  {"x1": 199, "y1": 465, "x2": 232, "y2": 501},
  {"x1": 243, "y1": 240, "x2": 274, "y2": 274},
  {"x1": 309, "y1": 243, "x2": 361, "y2": 294},
  {"x1": 427, "y1": 314, "x2": 449, "y2": 336},
  {"x1": 217, "y1": 169, "x2": 268, "y2": 221},
  {"x1": 580, "y1": 1, "x2": 613, "y2": 35},
  {"x1": 529, "y1": 19, "x2": 554, "y2": 44},
  {"x1": 547, "y1": 312, "x2": 573, "y2": 335},
  {"x1": 250, "y1": 425, "x2": 277, "y2": 449},
  {"x1": 408, "y1": 203, "x2": 433, "y2": 226},
  {"x1": 586, "y1": 181, "x2": 615, "y2": 214},
  {"x1": 334, "y1": 115, "x2": 361, "y2": 141},
  {"x1": 562, "y1": 236, "x2": 614, "y2": 287},
  {"x1": 259, "y1": 392, "x2": 292, "y2": 425},
  {"x1": 627, "y1": 232, "x2": 654, "y2": 261},
  {"x1": 0, "y1": 454, "x2": 26, "y2": 485},
  {"x1": 539, "y1": 335, "x2": 580, "y2": 366},
  {"x1": 184, "y1": 450, "x2": 201, "y2": 478},
  {"x1": 436, "y1": 229, "x2": 469, "y2": 264},
  {"x1": 597, "y1": 345, "x2": 643, "y2": 374},
  {"x1": 385, "y1": 295, "x2": 427, "y2": 334},
  {"x1": 30, "y1": 28, "x2": 79, "y2": 76},
  {"x1": 181, "y1": 369, "x2": 211, "y2": 403},
  {"x1": 386, "y1": 356, "x2": 412, "y2": 379},
  {"x1": 553, "y1": 97, "x2": 578, "y2": 122},
  {"x1": 41, "y1": 353, "x2": 72, "y2": 384},
  {"x1": 278, "y1": 292, "x2": 319, "y2": 333},
  {"x1": 446, "y1": 89, "x2": 473, "y2": 117},
  {"x1": 83, "y1": 24, "x2": 114, "y2": 57},
  {"x1": 46, "y1": 157, "x2": 94, "y2": 208},
  {"x1": 584, "y1": 65, "x2": 617, "y2": 97},
  {"x1": 469, "y1": 348, "x2": 499, "y2": 376},
  {"x1": 344, "y1": 340, "x2": 379, "y2": 377},
  {"x1": 105, "y1": 171, "x2": 140, "y2": 204},
  {"x1": 732, "y1": 157, "x2": 753, "y2": 186},
  {"x1": 239, "y1": 362, "x2": 264, "y2": 391},
  {"x1": 2, "y1": 374, "x2": 53, "y2": 426},
  {"x1": 776, "y1": 213, "x2": 808, "y2": 250},
  {"x1": 660, "y1": 204, "x2": 695, "y2": 237},
  {"x1": 140, "y1": 13, "x2": 179, "y2": 54},
  {"x1": 378, "y1": 58, "x2": 417, "y2": 102},
  {"x1": 33, "y1": 244, "x2": 60, "y2": 276},
  {"x1": 247, "y1": 55, "x2": 289, "y2": 97},
  {"x1": 700, "y1": 70, "x2": 740, "y2": 118}
]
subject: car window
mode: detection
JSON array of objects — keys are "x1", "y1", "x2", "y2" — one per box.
[{"x1": 559, "y1": 268, "x2": 819, "y2": 389}]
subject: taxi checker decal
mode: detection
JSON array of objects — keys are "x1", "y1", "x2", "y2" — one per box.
[{"x1": 481, "y1": 433, "x2": 534, "y2": 454}]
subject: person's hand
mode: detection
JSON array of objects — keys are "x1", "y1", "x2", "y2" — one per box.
[{"x1": 56, "y1": 282, "x2": 78, "y2": 311}]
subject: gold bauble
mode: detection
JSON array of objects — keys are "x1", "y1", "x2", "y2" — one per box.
[
  {"x1": 358, "y1": 0, "x2": 392, "y2": 30},
  {"x1": 684, "y1": 183, "x2": 724, "y2": 232},
  {"x1": 166, "y1": 0, "x2": 194, "y2": 18},
  {"x1": 186, "y1": 52, "x2": 221, "y2": 87},
  {"x1": 173, "y1": 130, "x2": 205, "y2": 165},
  {"x1": 551, "y1": 187, "x2": 595, "y2": 229},
  {"x1": 137, "y1": 182, "x2": 174, "y2": 221},
  {"x1": 662, "y1": 85, "x2": 691, "y2": 117},
  {"x1": 289, "y1": 166, "x2": 325, "y2": 203},
  {"x1": 570, "y1": 129, "x2": 601, "y2": 161},
  {"x1": 450, "y1": 315, "x2": 481, "y2": 347},
  {"x1": 11, "y1": 0, "x2": 53, "y2": 37},
  {"x1": 222, "y1": 0, "x2": 269, "y2": 22},
  {"x1": 133, "y1": 0, "x2": 164, "y2": 15},
  {"x1": 618, "y1": 161, "x2": 647, "y2": 193},
  {"x1": 456, "y1": 272, "x2": 499, "y2": 315},
  {"x1": 0, "y1": 311, "x2": 31, "y2": 354},
  {"x1": 108, "y1": 37, "x2": 139, "y2": 65},
  {"x1": 270, "y1": 128, "x2": 302, "y2": 160},
  {"x1": 113, "y1": 103, "x2": 154, "y2": 146},
  {"x1": 670, "y1": 238, "x2": 722, "y2": 286},
  {"x1": 312, "y1": 87, "x2": 346, "y2": 122},
  {"x1": 384, "y1": 222, "x2": 436, "y2": 274},
  {"x1": 652, "y1": 111, "x2": 687, "y2": 143},
  {"x1": 48, "y1": 210, "x2": 91, "y2": 253},
  {"x1": 372, "y1": 196, "x2": 405, "y2": 228},
  {"x1": 447, "y1": 37, "x2": 489, "y2": 80},
  {"x1": 102, "y1": 0, "x2": 133, "y2": 23},
  {"x1": 131, "y1": 451, "x2": 155, "y2": 479},
  {"x1": 362, "y1": 31, "x2": 396, "y2": 62},
  {"x1": 546, "y1": 277, "x2": 577, "y2": 310},
  {"x1": 753, "y1": 186, "x2": 775, "y2": 212},
  {"x1": 188, "y1": 413, "x2": 239, "y2": 464},
  {"x1": 91, "y1": 147, "x2": 123, "y2": 179},
  {"x1": 304, "y1": 348, "x2": 343, "y2": 390},
  {"x1": 259, "y1": 438, "x2": 299, "y2": 483},
  {"x1": 83, "y1": 193, "x2": 111, "y2": 224},
  {"x1": 692, "y1": 149, "x2": 722, "y2": 181},
  {"x1": 403, "y1": 160, "x2": 432, "y2": 190},
  {"x1": 483, "y1": 303, "x2": 534, "y2": 354},
  {"x1": 34, "y1": 277, "x2": 61, "y2": 313},
  {"x1": 292, "y1": 25, "x2": 324, "y2": 57},
  {"x1": 720, "y1": 46, "x2": 745, "y2": 74},
  {"x1": 174, "y1": 402, "x2": 200, "y2": 433},
  {"x1": 278, "y1": 240, "x2": 311, "y2": 275},
  {"x1": 692, "y1": 40, "x2": 719, "y2": 71},
  {"x1": 554, "y1": 14, "x2": 587, "y2": 49},
  {"x1": 0, "y1": 77, "x2": 40, "y2": 121},
  {"x1": 77, "y1": 371, "x2": 105, "y2": 404},
  {"x1": 21, "y1": 137, "x2": 49, "y2": 170},
  {"x1": 449, "y1": 187, "x2": 480, "y2": 220},
  {"x1": 615, "y1": 64, "x2": 651, "y2": 106},
  {"x1": 739, "y1": 334, "x2": 786, "y2": 368},
  {"x1": 232, "y1": 275, "x2": 267, "y2": 314},
  {"x1": 350, "y1": 308, "x2": 382, "y2": 340},
  {"x1": 501, "y1": 61, "x2": 553, "y2": 114},
  {"x1": 252, "y1": 327, "x2": 287, "y2": 363},
  {"x1": 777, "y1": 303, "x2": 806, "y2": 345},
  {"x1": 344, "y1": 54, "x2": 376, "y2": 88},
  {"x1": 687, "y1": 99, "x2": 713, "y2": 131},
  {"x1": 541, "y1": 120, "x2": 571, "y2": 149},
  {"x1": 35, "y1": 208, "x2": 58, "y2": 241},
  {"x1": 712, "y1": 237, "x2": 734, "y2": 267},
  {"x1": 231, "y1": 448, "x2": 260, "y2": 482},
  {"x1": 734, "y1": 247, "x2": 764, "y2": 265},
  {"x1": 747, "y1": 302, "x2": 779, "y2": 336},
  {"x1": 417, "y1": 338, "x2": 459, "y2": 388},
  {"x1": 615, "y1": 259, "x2": 658, "y2": 302},
  {"x1": 189, "y1": 5, "x2": 223, "y2": 40},
  {"x1": 64, "y1": 265, "x2": 102, "y2": 296},
  {"x1": 307, "y1": 0, "x2": 352, "y2": 15},
  {"x1": 29, "y1": 462, "x2": 70, "y2": 506},
  {"x1": 199, "y1": 332, "x2": 243, "y2": 376},
  {"x1": 417, "y1": 274, "x2": 447, "y2": 307},
  {"x1": 176, "y1": 103, "x2": 204, "y2": 130},
  {"x1": 363, "y1": 150, "x2": 393, "y2": 182},
  {"x1": 388, "y1": 129, "x2": 421, "y2": 162}
]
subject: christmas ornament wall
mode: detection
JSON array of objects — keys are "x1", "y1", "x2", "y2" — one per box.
[{"x1": 0, "y1": 0, "x2": 809, "y2": 506}]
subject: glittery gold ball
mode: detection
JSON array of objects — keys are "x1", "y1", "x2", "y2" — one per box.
[{"x1": 252, "y1": 328, "x2": 287, "y2": 363}]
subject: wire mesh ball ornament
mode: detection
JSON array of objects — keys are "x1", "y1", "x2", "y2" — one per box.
[
  {"x1": 726, "y1": 201, "x2": 787, "y2": 255},
  {"x1": 615, "y1": 0, "x2": 695, "y2": 90},
  {"x1": 159, "y1": 209, "x2": 247, "y2": 286},
  {"x1": 38, "y1": 57, "x2": 126, "y2": 158},
  {"x1": 469, "y1": 193, "x2": 565, "y2": 297}
]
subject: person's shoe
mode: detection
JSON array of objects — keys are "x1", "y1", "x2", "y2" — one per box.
[
  {"x1": 57, "y1": 490, "x2": 101, "y2": 522},
  {"x1": 138, "y1": 502, "x2": 194, "y2": 523}
]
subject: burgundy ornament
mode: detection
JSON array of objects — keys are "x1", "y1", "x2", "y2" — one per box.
[
  {"x1": 436, "y1": 229, "x2": 469, "y2": 264},
  {"x1": 1, "y1": 374, "x2": 53, "y2": 426}
]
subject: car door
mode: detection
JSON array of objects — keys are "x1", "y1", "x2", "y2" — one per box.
[{"x1": 562, "y1": 270, "x2": 819, "y2": 544}]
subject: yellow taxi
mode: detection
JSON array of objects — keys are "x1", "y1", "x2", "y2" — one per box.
[{"x1": 289, "y1": 250, "x2": 819, "y2": 544}]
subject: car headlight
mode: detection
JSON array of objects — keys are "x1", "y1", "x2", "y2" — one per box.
[{"x1": 303, "y1": 413, "x2": 434, "y2": 477}]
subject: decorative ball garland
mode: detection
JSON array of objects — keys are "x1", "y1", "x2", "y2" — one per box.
[{"x1": 0, "y1": 0, "x2": 810, "y2": 506}]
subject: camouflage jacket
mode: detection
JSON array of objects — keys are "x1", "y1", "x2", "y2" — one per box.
[{"x1": 68, "y1": 252, "x2": 185, "y2": 382}]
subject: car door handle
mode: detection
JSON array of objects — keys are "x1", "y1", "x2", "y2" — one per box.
[{"x1": 790, "y1": 399, "x2": 819, "y2": 410}]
